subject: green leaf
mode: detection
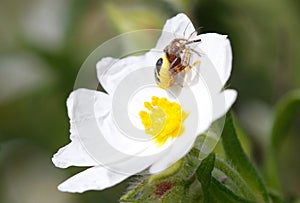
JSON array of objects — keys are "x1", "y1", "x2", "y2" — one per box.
[
  {"x1": 222, "y1": 113, "x2": 270, "y2": 203},
  {"x1": 264, "y1": 90, "x2": 300, "y2": 190},
  {"x1": 159, "y1": 181, "x2": 187, "y2": 203},
  {"x1": 214, "y1": 157, "x2": 256, "y2": 200},
  {"x1": 271, "y1": 90, "x2": 300, "y2": 151},
  {"x1": 232, "y1": 114, "x2": 252, "y2": 157},
  {"x1": 196, "y1": 153, "x2": 215, "y2": 203},
  {"x1": 209, "y1": 177, "x2": 255, "y2": 203}
]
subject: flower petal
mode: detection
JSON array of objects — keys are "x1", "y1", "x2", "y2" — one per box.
[
  {"x1": 213, "y1": 89, "x2": 237, "y2": 120},
  {"x1": 58, "y1": 166, "x2": 129, "y2": 193},
  {"x1": 96, "y1": 13, "x2": 197, "y2": 96},
  {"x1": 155, "y1": 13, "x2": 196, "y2": 50},
  {"x1": 149, "y1": 78, "x2": 213, "y2": 173},
  {"x1": 96, "y1": 52, "x2": 161, "y2": 95},
  {"x1": 52, "y1": 135, "x2": 97, "y2": 168},
  {"x1": 149, "y1": 89, "x2": 237, "y2": 174},
  {"x1": 190, "y1": 86, "x2": 237, "y2": 135},
  {"x1": 189, "y1": 77, "x2": 214, "y2": 135},
  {"x1": 67, "y1": 88, "x2": 112, "y2": 121},
  {"x1": 60, "y1": 88, "x2": 170, "y2": 174},
  {"x1": 52, "y1": 88, "x2": 112, "y2": 168},
  {"x1": 149, "y1": 132, "x2": 196, "y2": 174},
  {"x1": 198, "y1": 33, "x2": 233, "y2": 86},
  {"x1": 53, "y1": 13, "x2": 238, "y2": 193}
]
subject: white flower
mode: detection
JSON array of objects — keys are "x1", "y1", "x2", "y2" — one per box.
[{"x1": 52, "y1": 13, "x2": 237, "y2": 193}]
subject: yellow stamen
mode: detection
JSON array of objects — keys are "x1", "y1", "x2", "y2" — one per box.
[
  {"x1": 139, "y1": 96, "x2": 189, "y2": 147},
  {"x1": 144, "y1": 102, "x2": 153, "y2": 110}
]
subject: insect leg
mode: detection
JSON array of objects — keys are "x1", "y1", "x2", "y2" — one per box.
[
  {"x1": 187, "y1": 29, "x2": 198, "y2": 40},
  {"x1": 190, "y1": 48, "x2": 202, "y2": 57},
  {"x1": 186, "y1": 38, "x2": 201, "y2": 45},
  {"x1": 182, "y1": 60, "x2": 200, "y2": 72},
  {"x1": 169, "y1": 57, "x2": 182, "y2": 73},
  {"x1": 182, "y1": 49, "x2": 191, "y2": 67},
  {"x1": 183, "y1": 22, "x2": 192, "y2": 38}
]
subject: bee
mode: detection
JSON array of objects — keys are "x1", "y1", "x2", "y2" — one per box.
[{"x1": 155, "y1": 37, "x2": 201, "y2": 89}]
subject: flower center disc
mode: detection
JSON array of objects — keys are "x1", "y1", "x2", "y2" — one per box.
[{"x1": 139, "y1": 96, "x2": 189, "y2": 146}]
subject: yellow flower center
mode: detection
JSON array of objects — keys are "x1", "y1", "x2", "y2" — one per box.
[{"x1": 139, "y1": 96, "x2": 189, "y2": 147}]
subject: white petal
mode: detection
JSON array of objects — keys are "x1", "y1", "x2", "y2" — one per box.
[
  {"x1": 155, "y1": 13, "x2": 196, "y2": 50},
  {"x1": 96, "y1": 112, "x2": 169, "y2": 159},
  {"x1": 96, "y1": 52, "x2": 161, "y2": 95},
  {"x1": 58, "y1": 166, "x2": 129, "y2": 193},
  {"x1": 52, "y1": 88, "x2": 112, "y2": 168},
  {"x1": 96, "y1": 13, "x2": 197, "y2": 96},
  {"x1": 127, "y1": 85, "x2": 180, "y2": 129},
  {"x1": 67, "y1": 88, "x2": 112, "y2": 121},
  {"x1": 62, "y1": 87, "x2": 168, "y2": 174},
  {"x1": 95, "y1": 57, "x2": 117, "y2": 94},
  {"x1": 149, "y1": 80, "x2": 213, "y2": 173},
  {"x1": 189, "y1": 77, "x2": 214, "y2": 135},
  {"x1": 149, "y1": 132, "x2": 196, "y2": 174},
  {"x1": 213, "y1": 89, "x2": 237, "y2": 120},
  {"x1": 198, "y1": 33, "x2": 233, "y2": 86},
  {"x1": 149, "y1": 89, "x2": 237, "y2": 174},
  {"x1": 54, "y1": 13, "x2": 238, "y2": 193},
  {"x1": 52, "y1": 135, "x2": 97, "y2": 168}
]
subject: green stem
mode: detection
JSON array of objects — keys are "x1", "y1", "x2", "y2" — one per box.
[{"x1": 120, "y1": 178, "x2": 148, "y2": 202}]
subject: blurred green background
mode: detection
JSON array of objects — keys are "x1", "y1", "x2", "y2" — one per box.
[{"x1": 0, "y1": 0, "x2": 299, "y2": 202}]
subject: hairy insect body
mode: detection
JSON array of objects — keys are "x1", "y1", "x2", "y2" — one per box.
[
  {"x1": 155, "y1": 38, "x2": 201, "y2": 89},
  {"x1": 155, "y1": 55, "x2": 173, "y2": 89}
]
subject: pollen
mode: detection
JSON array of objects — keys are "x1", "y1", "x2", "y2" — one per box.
[{"x1": 139, "y1": 96, "x2": 189, "y2": 147}]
